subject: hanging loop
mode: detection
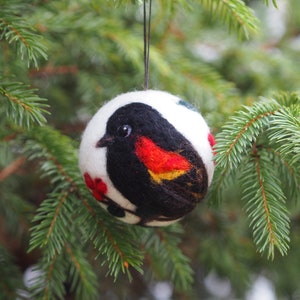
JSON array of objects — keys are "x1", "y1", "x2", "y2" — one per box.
[{"x1": 143, "y1": 0, "x2": 152, "y2": 90}]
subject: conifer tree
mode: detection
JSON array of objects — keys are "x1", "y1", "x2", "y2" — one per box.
[{"x1": 0, "y1": 0, "x2": 299, "y2": 299}]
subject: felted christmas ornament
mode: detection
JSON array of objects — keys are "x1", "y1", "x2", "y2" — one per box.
[{"x1": 79, "y1": 90, "x2": 215, "y2": 226}]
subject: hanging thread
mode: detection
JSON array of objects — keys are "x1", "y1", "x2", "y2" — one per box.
[{"x1": 143, "y1": 0, "x2": 152, "y2": 90}]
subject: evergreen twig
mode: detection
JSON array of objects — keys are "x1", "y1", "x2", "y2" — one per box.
[
  {"x1": 199, "y1": 0, "x2": 259, "y2": 38},
  {"x1": 0, "y1": 9, "x2": 47, "y2": 68},
  {"x1": 0, "y1": 79, "x2": 49, "y2": 128}
]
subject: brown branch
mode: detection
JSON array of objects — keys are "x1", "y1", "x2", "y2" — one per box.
[
  {"x1": 1, "y1": 18, "x2": 29, "y2": 46},
  {"x1": 105, "y1": 227, "x2": 129, "y2": 269},
  {"x1": 0, "y1": 88, "x2": 33, "y2": 112},
  {"x1": 43, "y1": 256, "x2": 55, "y2": 300},
  {"x1": 30, "y1": 65, "x2": 78, "y2": 77},
  {"x1": 49, "y1": 155, "x2": 74, "y2": 185},
  {"x1": 0, "y1": 156, "x2": 26, "y2": 182},
  {"x1": 252, "y1": 143, "x2": 276, "y2": 247},
  {"x1": 65, "y1": 243, "x2": 87, "y2": 284},
  {"x1": 1, "y1": 133, "x2": 18, "y2": 142},
  {"x1": 46, "y1": 189, "x2": 70, "y2": 240}
]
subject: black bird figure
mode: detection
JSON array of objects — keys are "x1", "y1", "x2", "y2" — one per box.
[{"x1": 79, "y1": 90, "x2": 215, "y2": 226}]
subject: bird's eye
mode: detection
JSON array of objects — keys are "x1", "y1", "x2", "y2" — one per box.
[{"x1": 117, "y1": 124, "x2": 132, "y2": 138}]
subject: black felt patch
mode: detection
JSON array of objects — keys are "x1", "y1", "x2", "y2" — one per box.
[
  {"x1": 107, "y1": 203, "x2": 126, "y2": 218},
  {"x1": 100, "y1": 102, "x2": 208, "y2": 225}
]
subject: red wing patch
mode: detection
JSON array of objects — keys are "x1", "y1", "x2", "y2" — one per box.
[
  {"x1": 84, "y1": 172, "x2": 107, "y2": 201},
  {"x1": 208, "y1": 133, "x2": 216, "y2": 149},
  {"x1": 135, "y1": 136, "x2": 191, "y2": 174},
  {"x1": 208, "y1": 133, "x2": 217, "y2": 158}
]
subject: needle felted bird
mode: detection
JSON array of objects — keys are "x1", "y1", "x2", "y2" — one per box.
[{"x1": 79, "y1": 90, "x2": 215, "y2": 226}]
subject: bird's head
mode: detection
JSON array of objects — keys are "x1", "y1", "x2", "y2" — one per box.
[{"x1": 94, "y1": 103, "x2": 142, "y2": 150}]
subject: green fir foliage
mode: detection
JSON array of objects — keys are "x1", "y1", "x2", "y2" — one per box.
[
  {"x1": 0, "y1": 1, "x2": 47, "y2": 67},
  {"x1": 0, "y1": 78, "x2": 49, "y2": 128},
  {"x1": 139, "y1": 224, "x2": 194, "y2": 290},
  {"x1": 198, "y1": 0, "x2": 259, "y2": 38},
  {"x1": 214, "y1": 93, "x2": 299, "y2": 258},
  {"x1": 0, "y1": 0, "x2": 299, "y2": 299}
]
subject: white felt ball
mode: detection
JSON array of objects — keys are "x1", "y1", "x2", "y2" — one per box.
[{"x1": 79, "y1": 90, "x2": 215, "y2": 226}]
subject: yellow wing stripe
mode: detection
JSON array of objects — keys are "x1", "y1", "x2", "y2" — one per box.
[{"x1": 148, "y1": 169, "x2": 187, "y2": 184}]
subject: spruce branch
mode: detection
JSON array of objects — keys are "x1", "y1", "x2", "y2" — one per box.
[
  {"x1": 24, "y1": 126, "x2": 78, "y2": 185},
  {"x1": 0, "y1": 79, "x2": 49, "y2": 128},
  {"x1": 0, "y1": 10, "x2": 47, "y2": 68},
  {"x1": 31, "y1": 231, "x2": 99, "y2": 299},
  {"x1": 78, "y1": 198, "x2": 144, "y2": 280},
  {"x1": 64, "y1": 243, "x2": 98, "y2": 300},
  {"x1": 0, "y1": 156, "x2": 25, "y2": 182},
  {"x1": 29, "y1": 254, "x2": 67, "y2": 300},
  {"x1": 25, "y1": 126, "x2": 144, "y2": 287},
  {"x1": 140, "y1": 225, "x2": 194, "y2": 290},
  {"x1": 215, "y1": 99, "x2": 280, "y2": 170},
  {"x1": 241, "y1": 147, "x2": 290, "y2": 259},
  {"x1": 199, "y1": 0, "x2": 259, "y2": 39},
  {"x1": 25, "y1": 127, "x2": 100, "y2": 298},
  {"x1": 213, "y1": 94, "x2": 299, "y2": 257},
  {"x1": 267, "y1": 148, "x2": 300, "y2": 202},
  {"x1": 158, "y1": 229, "x2": 193, "y2": 290},
  {"x1": 267, "y1": 106, "x2": 300, "y2": 167},
  {"x1": 273, "y1": 91, "x2": 300, "y2": 107},
  {"x1": 29, "y1": 189, "x2": 77, "y2": 258},
  {"x1": 25, "y1": 127, "x2": 80, "y2": 257}
]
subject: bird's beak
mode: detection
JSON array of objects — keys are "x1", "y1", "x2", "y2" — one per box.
[{"x1": 96, "y1": 134, "x2": 114, "y2": 148}]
